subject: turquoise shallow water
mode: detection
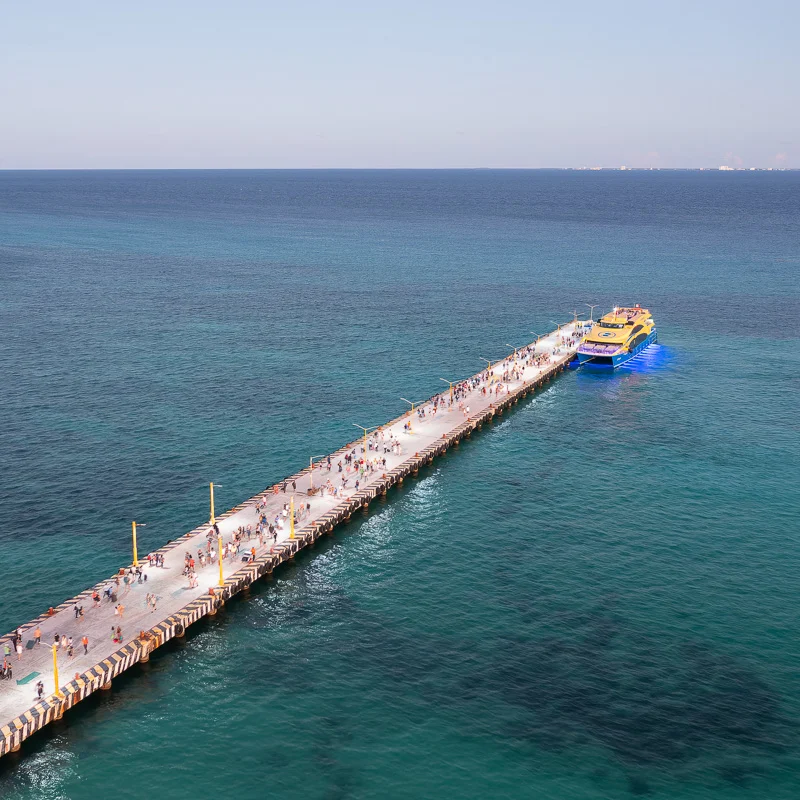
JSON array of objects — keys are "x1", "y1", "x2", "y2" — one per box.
[{"x1": 0, "y1": 170, "x2": 799, "y2": 799}]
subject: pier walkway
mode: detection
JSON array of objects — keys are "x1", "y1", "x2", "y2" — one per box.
[{"x1": 0, "y1": 322, "x2": 584, "y2": 757}]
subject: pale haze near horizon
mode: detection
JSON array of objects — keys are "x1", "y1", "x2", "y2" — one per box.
[{"x1": 1, "y1": 0, "x2": 797, "y2": 170}]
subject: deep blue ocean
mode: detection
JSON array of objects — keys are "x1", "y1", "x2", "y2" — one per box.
[{"x1": 0, "y1": 170, "x2": 798, "y2": 799}]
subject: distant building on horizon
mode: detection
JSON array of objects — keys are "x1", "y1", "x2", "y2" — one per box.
[{"x1": 719, "y1": 165, "x2": 735, "y2": 171}]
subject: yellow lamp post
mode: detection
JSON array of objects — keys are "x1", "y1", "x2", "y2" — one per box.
[
  {"x1": 209, "y1": 482, "x2": 224, "y2": 588},
  {"x1": 131, "y1": 521, "x2": 146, "y2": 568},
  {"x1": 479, "y1": 357, "x2": 495, "y2": 384},
  {"x1": 400, "y1": 397, "x2": 424, "y2": 433},
  {"x1": 289, "y1": 495, "x2": 295, "y2": 539},
  {"x1": 400, "y1": 397, "x2": 425, "y2": 414},
  {"x1": 439, "y1": 378, "x2": 456, "y2": 403},
  {"x1": 52, "y1": 643, "x2": 64, "y2": 699},
  {"x1": 353, "y1": 423, "x2": 379, "y2": 458}
]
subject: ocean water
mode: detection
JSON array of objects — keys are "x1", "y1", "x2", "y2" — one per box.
[{"x1": 0, "y1": 169, "x2": 798, "y2": 799}]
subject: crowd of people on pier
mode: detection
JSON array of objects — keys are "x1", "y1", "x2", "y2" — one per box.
[
  {"x1": 1, "y1": 326, "x2": 578, "y2": 705},
  {"x1": 0, "y1": 561, "x2": 158, "y2": 691}
]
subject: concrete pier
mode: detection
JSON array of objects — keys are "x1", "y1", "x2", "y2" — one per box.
[{"x1": 0, "y1": 323, "x2": 584, "y2": 758}]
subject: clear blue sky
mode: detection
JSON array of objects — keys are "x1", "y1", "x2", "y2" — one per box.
[{"x1": 1, "y1": 0, "x2": 797, "y2": 169}]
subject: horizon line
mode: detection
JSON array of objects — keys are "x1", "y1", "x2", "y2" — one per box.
[{"x1": 0, "y1": 166, "x2": 796, "y2": 172}]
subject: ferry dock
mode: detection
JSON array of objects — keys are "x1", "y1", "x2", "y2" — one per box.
[{"x1": 0, "y1": 321, "x2": 584, "y2": 758}]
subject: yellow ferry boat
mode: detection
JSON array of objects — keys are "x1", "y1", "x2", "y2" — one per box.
[{"x1": 576, "y1": 305, "x2": 657, "y2": 367}]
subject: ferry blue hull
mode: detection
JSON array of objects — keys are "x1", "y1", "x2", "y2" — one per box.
[{"x1": 577, "y1": 330, "x2": 658, "y2": 368}]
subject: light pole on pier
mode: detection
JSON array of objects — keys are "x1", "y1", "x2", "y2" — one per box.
[
  {"x1": 289, "y1": 494, "x2": 295, "y2": 539},
  {"x1": 586, "y1": 304, "x2": 598, "y2": 322},
  {"x1": 210, "y1": 482, "x2": 225, "y2": 588},
  {"x1": 504, "y1": 343, "x2": 520, "y2": 359},
  {"x1": 440, "y1": 378, "x2": 456, "y2": 403},
  {"x1": 52, "y1": 643, "x2": 64, "y2": 699},
  {"x1": 131, "y1": 521, "x2": 146, "y2": 568},
  {"x1": 530, "y1": 331, "x2": 545, "y2": 345},
  {"x1": 353, "y1": 423, "x2": 380, "y2": 459},
  {"x1": 400, "y1": 397, "x2": 424, "y2": 433},
  {"x1": 479, "y1": 358, "x2": 495, "y2": 383}
]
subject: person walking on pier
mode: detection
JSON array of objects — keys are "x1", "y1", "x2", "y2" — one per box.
[
  {"x1": 82, "y1": 635, "x2": 89, "y2": 655},
  {"x1": 34, "y1": 627, "x2": 41, "y2": 646},
  {"x1": 15, "y1": 640, "x2": 23, "y2": 661}
]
